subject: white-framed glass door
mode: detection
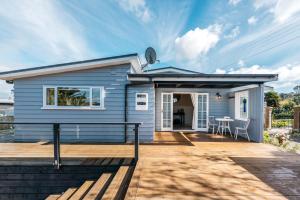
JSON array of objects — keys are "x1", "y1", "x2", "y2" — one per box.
[
  {"x1": 197, "y1": 93, "x2": 209, "y2": 131},
  {"x1": 161, "y1": 93, "x2": 173, "y2": 131}
]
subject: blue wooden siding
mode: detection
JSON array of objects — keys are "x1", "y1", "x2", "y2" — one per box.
[
  {"x1": 248, "y1": 85, "x2": 264, "y2": 142},
  {"x1": 13, "y1": 64, "x2": 139, "y2": 142},
  {"x1": 127, "y1": 84, "x2": 155, "y2": 142},
  {"x1": 228, "y1": 86, "x2": 264, "y2": 142}
]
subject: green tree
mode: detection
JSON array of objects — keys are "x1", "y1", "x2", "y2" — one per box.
[
  {"x1": 265, "y1": 91, "x2": 280, "y2": 107},
  {"x1": 282, "y1": 100, "x2": 295, "y2": 111},
  {"x1": 293, "y1": 85, "x2": 300, "y2": 94},
  {"x1": 293, "y1": 94, "x2": 300, "y2": 105}
]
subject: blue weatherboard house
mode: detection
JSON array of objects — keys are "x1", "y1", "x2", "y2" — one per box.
[{"x1": 0, "y1": 53, "x2": 277, "y2": 142}]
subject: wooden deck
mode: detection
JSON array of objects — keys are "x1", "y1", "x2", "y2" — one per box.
[
  {"x1": 0, "y1": 132, "x2": 299, "y2": 199},
  {"x1": 126, "y1": 132, "x2": 300, "y2": 200}
]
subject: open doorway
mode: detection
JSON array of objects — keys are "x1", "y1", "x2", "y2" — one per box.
[{"x1": 173, "y1": 93, "x2": 194, "y2": 130}]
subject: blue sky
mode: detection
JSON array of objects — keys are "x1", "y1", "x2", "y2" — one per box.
[{"x1": 0, "y1": 0, "x2": 300, "y2": 99}]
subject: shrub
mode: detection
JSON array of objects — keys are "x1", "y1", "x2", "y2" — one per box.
[
  {"x1": 272, "y1": 120, "x2": 290, "y2": 128},
  {"x1": 263, "y1": 131, "x2": 271, "y2": 143}
]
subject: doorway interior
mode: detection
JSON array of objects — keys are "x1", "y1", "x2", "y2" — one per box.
[{"x1": 173, "y1": 93, "x2": 194, "y2": 130}]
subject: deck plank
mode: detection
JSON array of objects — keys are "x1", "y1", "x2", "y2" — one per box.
[
  {"x1": 58, "y1": 188, "x2": 77, "y2": 200},
  {"x1": 70, "y1": 181, "x2": 94, "y2": 200},
  {"x1": 83, "y1": 173, "x2": 112, "y2": 200},
  {"x1": 102, "y1": 166, "x2": 129, "y2": 200}
]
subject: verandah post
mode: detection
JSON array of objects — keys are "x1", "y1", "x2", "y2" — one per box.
[
  {"x1": 53, "y1": 123, "x2": 61, "y2": 169},
  {"x1": 134, "y1": 123, "x2": 139, "y2": 162}
]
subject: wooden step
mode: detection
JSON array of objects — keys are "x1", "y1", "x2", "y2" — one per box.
[
  {"x1": 102, "y1": 166, "x2": 130, "y2": 200},
  {"x1": 58, "y1": 188, "x2": 77, "y2": 200},
  {"x1": 45, "y1": 194, "x2": 61, "y2": 200},
  {"x1": 83, "y1": 173, "x2": 112, "y2": 200},
  {"x1": 69, "y1": 181, "x2": 94, "y2": 200}
]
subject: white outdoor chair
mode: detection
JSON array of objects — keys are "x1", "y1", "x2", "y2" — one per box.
[
  {"x1": 208, "y1": 116, "x2": 218, "y2": 134},
  {"x1": 235, "y1": 119, "x2": 251, "y2": 141}
]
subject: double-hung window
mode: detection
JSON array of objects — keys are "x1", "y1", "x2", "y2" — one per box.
[
  {"x1": 136, "y1": 93, "x2": 148, "y2": 111},
  {"x1": 235, "y1": 91, "x2": 249, "y2": 120},
  {"x1": 43, "y1": 86, "x2": 104, "y2": 109}
]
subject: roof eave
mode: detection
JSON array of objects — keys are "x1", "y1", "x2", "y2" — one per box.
[
  {"x1": 0, "y1": 54, "x2": 141, "y2": 81},
  {"x1": 128, "y1": 74, "x2": 278, "y2": 83}
]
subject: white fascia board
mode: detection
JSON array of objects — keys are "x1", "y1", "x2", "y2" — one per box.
[
  {"x1": 0, "y1": 56, "x2": 141, "y2": 80},
  {"x1": 127, "y1": 77, "x2": 150, "y2": 82},
  {"x1": 131, "y1": 56, "x2": 142, "y2": 73}
]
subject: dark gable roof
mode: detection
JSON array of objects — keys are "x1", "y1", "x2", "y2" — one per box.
[
  {"x1": 145, "y1": 66, "x2": 201, "y2": 74},
  {"x1": 0, "y1": 53, "x2": 138, "y2": 76}
]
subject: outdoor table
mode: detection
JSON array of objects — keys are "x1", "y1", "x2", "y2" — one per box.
[{"x1": 216, "y1": 118, "x2": 234, "y2": 136}]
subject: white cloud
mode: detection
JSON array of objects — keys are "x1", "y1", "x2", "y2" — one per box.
[
  {"x1": 238, "y1": 59, "x2": 245, "y2": 66},
  {"x1": 215, "y1": 63, "x2": 300, "y2": 90},
  {"x1": 254, "y1": 0, "x2": 300, "y2": 23},
  {"x1": 0, "y1": 0, "x2": 92, "y2": 62},
  {"x1": 224, "y1": 26, "x2": 240, "y2": 39},
  {"x1": 0, "y1": 0, "x2": 94, "y2": 99},
  {"x1": 118, "y1": 0, "x2": 152, "y2": 22},
  {"x1": 273, "y1": 0, "x2": 300, "y2": 23},
  {"x1": 0, "y1": 65, "x2": 11, "y2": 72},
  {"x1": 228, "y1": 0, "x2": 241, "y2": 6},
  {"x1": 0, "y1": 81, "x2": 12, "y2": 100},
  {"x1": 248, "y1": 16, "x2": 258, "y2": 25},
  {"x1": 215, "y1": 68, "x2": 226, "y2": 74},
  {"x1": 174, "y1": 24, "x2": 222, "y2": 60},
  {"x1": 254, "y1": 0, "x2": 276, "y2": 10}
]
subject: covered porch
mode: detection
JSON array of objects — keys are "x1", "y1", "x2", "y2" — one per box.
[
  {"x1": 155, "y1": 86, "x2": 262, "y2": 141},
  {"x1": 128, "y1": 73, "x2": 278, "y2": 142}
]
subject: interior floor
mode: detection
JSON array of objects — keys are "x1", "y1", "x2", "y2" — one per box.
[{"x1": 173, "y1": 94, "x2": 193, "y2": 130}]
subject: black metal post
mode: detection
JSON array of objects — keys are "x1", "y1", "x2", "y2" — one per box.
[
  {"x1": 53, "y1": 123, "x2": 61, "y2": 170},
  {"x1": 134, "y1": 123, "x2": 139, "y2": 162}
]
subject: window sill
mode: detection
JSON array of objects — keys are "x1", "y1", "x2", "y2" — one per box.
[{"x1": 41, "y1": 106, "x2": 106, "y2": 110}]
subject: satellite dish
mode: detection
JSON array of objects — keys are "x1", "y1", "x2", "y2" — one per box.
[{"x1": 145, "y1": 47, "x2": 156, "y2": 64}]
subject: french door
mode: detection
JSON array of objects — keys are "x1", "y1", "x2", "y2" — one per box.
[
  {"x1": 161, "y1": 93, "x2": 173, "y2": 131},
  {"x1": 197, "y1": 93, "x2": 209, "y2": 131}
]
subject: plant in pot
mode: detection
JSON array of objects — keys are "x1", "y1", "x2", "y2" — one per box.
[{"x1": 275, "y1": 131, "x2": 287, "y2": 145}]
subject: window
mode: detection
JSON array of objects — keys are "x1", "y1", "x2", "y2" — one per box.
[
  {"x1": 235, "y1": 91, "x2": 248, "y2": 120},
  {"x1": 43, "y1": 86, "x2": 104, "y2": 109},
  {"x1": 46, "y1": 88, "x2": 55, "y2": 106},
  {"x1": 136, "y1": 93, "x2": 148, "y2": 111}
]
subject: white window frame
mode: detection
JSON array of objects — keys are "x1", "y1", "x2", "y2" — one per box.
[
  {"x1": 136, "y1": 93, "x2": 148, "y2": 111},
  {"x1": 235, "y1": 90, "x2": 249, "y2": 120},
  {"x1": 42, "y1": 85, "x2": 105, "y2": 110}
]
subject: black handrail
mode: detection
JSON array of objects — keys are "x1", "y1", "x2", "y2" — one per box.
[
  {"x1": 0, "y1": 122, "x2": 142, "y2": 125},
  {"x1": 0, "y1": 122, "x2": 141, "y2": 170}
]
